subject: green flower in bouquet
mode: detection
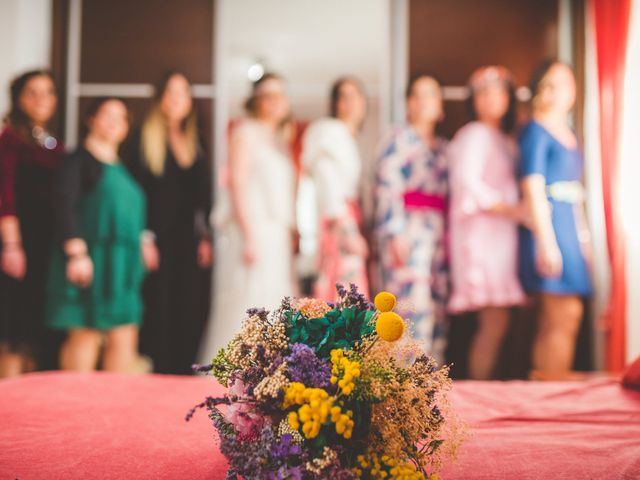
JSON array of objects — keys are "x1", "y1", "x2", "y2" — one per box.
[{"x1": 286, "y1": 287, "x2": 377, "y2": 358}]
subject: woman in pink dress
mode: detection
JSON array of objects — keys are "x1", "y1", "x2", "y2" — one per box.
[{"x1": 448, "y1": 66, "x2": 526, "y2": 379}]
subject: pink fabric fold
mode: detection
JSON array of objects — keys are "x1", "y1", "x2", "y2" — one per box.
[{"x1": 403, "y1": 191, "x2": 446, "y2": 212}]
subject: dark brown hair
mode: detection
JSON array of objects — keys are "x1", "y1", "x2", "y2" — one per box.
[
  {"x1": 405, "y1": 71, "x2": 443, "y2": 98},
  {"x1": 244, "y1": 72, "x2": 283, "y2": 115},
  {"x1": 329, "y1": 76, "x2": 366, "y2": 118},
  {"x1": 5, "y1": 69, "x2": 57, "y2": 140},
  {"x1": 81, "y1": 97, "x2": 131, "y2": 140},
  {"x1": 529, "y1": 59, "x2": 574, "y2": 103},
  {"x1": 465, "y1": 75, "x2": 517, "y2": 133}
]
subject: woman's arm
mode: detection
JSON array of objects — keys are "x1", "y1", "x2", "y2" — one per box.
[
  {"x1": 54, "y1": 152, "x2": 93, "y2": 287},
  {"x1": 519, "y1": 125, "x2": 562, "y2": 278},
  {"x1": 521, "y1": 175, "x2": 562, "y2": 277},
  {"x1": 575, "y1": 199, "x2": 592, "y2": 271},
  {"x1": 193, "y1": 152, "x2": 213, "y2": 268},
  {"x1": 0, "y1": 216, "x2": 26, "y2": 279},
  {"x1": 229, "y1": 126, "x2": 257, "y2": 265},
  {"x1": 375, "y1": 133, "x2": 411, "y2": 266},
  {"x1": 193, "y1": 152, "x2": 213, "y2": 237},
  {"x1": 304, "y1": 125, "x2": 367, "y2": 258},
  {"x1": 450, "y1": 126, "x2": 506, "y2": 217},
  {"x1": 123, "y1": 131, "x2": 160, "y2": 271},
  {"x1": 0, "y1": 216, "x2": 21, "y2": 245},
  {"x1": 0, "y1": 142, "x2": 26, "y2": 279}
]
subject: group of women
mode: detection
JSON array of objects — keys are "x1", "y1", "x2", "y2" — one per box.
[
  {"x1": 0, "y1": 59, "x2": 591, "y2": 380},
  {"x1": 0, "y1": 70, "x2": 211, "y2": 377},
  {"x1": 386, "y1": 62, "x2": 590, "y2": 378},
  {"x1": 202, "y1": 60, "x2": 592, "y2": 380}
]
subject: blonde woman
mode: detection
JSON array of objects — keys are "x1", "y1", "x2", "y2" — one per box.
[
  {"x1": 200, "y1": 73, "x2": 296, "y2": 361},
  {"x1": 126, "y1": 72, "x2": 212, "y2": 374}
]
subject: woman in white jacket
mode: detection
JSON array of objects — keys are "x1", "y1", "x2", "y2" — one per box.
[{"x1": 302, "y1": 77, "x2": 369, "y2": 301}]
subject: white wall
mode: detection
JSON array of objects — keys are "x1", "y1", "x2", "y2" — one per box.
[
  {"x1": 622, "y1": 0, "x2": 640, "y2": 363},
  {"x1": 219, "y1": 0, "x2": 389, "y2": 159},
  {"x1": 0, "y1": 0, "x2": 52, "y2": 118},
  {"x1": 215, "y1": 0, "x2": 391, "y2": 266}
]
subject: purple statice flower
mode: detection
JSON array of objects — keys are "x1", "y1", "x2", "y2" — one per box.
[
  {"x1": 336, "y1": 283, "x2": 373, "y2": 310},
  {"x1": 184, "y1": 395, "x2": 230, "y2": 422},
  {"x1": 191, "y1": 363, "x2": 213, "y2": 373},
  {"x1": 326, "y1": 467, "x2": 358, "y2": 480},
  {"x1": 216, "y1": 424, "x2": 306, "y2": 479},
  {"x1": 270, "y1": 434, "x2": 301, "y2": 458},
  {"x1": 279, "y1": 296, "x2": 294, "y2": 311},
  {"x1": 267, "y1": 466, "x2": 303, "y2": 480},
  {"x1": 285, "y1": 343, "x2": 331, "y2": 388},
  {"x1": 236, "y1": 364, "x2": 265, "y2": 388},
  {"x1": 267, "y1": 433, "x2": 304, "y2": 480},
  {"x1": 246, "y1": 307, "x2": 269, "y2": 320},
  {"x1": 266, "y1": 354, "x2": 285, "y2": 376}
]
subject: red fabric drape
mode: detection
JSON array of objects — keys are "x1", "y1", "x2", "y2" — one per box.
[{"x1": 593, "y1": 0, "x2": 631, "y2": 372}]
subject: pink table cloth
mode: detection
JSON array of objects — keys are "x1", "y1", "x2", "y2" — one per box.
[{"x1": 1, "y1": 372, "x2": 639, "y2": 479}]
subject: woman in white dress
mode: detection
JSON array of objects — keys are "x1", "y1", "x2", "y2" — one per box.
[
  {"x1": 302, "y1": 77, "x2": 369, "y2": 301},
  {"x1": 200, "y1": 74, "x2": 296, "y2": 361}
]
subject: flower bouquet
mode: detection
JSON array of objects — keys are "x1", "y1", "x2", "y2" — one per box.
[{"x1": 189, "y1": 285, "x2": 463, "y2": 479}]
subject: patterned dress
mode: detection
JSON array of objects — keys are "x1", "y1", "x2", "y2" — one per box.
[{"x1": 375, "y1": 125, "x2": 449, "y2": 362}]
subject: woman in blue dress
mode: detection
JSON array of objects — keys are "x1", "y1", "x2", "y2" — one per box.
[{"x1": 519, "y1": 60, "x2": 592, "y2": 377}]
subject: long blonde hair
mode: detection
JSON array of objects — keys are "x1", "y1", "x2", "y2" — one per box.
[{"x1": 141, "y1": 72, "x2": 199, "y2": 176}]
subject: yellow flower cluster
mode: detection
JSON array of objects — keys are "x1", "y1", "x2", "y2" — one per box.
[
  {"x1": 373, "y1": 292, "x2": 406, "y2": 342},
  {"x1": 376, "y1": 312, "x2": 405, "y2": 342},
  {"x1": 283, "y1": 382, "x2": 355, "y2": 439},
  {"x1": 354, "y1": 454, "x2": 428, "y2": 480},
  {"x1": 374, "y1": 291, "x2": 397, "y2": 312},
  {"x1": 331, "y1": 405, "x2": 354, "y2": 439},
  {"x1": 330, "y1": 349, "x2": 361, "y2": 396}
]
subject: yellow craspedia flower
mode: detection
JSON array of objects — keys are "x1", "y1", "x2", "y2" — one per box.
[
  {"x1": 376, "y1": 311, "x2": 405, "y2": 342},
  {"x1": 374, "y1": 291, "x2": 396, "y2": 312}
]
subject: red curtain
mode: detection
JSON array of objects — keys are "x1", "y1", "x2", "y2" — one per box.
[{"x1": 593, "y1": 0, "x2": 631, "y2": 371}]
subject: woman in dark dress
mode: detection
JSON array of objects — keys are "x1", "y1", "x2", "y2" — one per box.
[
  {"x1": 126, "y1": 72, "x2": 213, "y2": 374},
  {"x1": 0, "y1": 70, "x2": 64, "y2": 377}
]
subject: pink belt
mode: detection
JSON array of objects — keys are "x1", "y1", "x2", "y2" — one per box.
[{"x1": 403, "y1": 191, "x2": 446, "y2": 212}]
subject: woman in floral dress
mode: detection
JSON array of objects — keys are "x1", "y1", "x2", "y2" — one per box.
[{"x1": 375, "y1": 74, "x2": 448, "y2": 363}]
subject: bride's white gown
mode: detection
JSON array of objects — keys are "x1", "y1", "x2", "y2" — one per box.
[{"x1": 199, "y1": 119, "x2": 296, "y2": 362}]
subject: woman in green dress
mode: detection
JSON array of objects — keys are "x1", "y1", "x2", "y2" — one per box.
[{"x1": 46, "y1": 97, "x2": 151, "y2": 372}]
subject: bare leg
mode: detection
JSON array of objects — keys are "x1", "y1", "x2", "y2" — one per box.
[
  {"x1": 60, "y1": 329, "x2": 101, "y2": 372},
  {"x1": 532, "y1": 293, "x2": 582, "y2": 374},
  {"x1": 468, "y1": 307, "x2": 510, "y2": 380},
  {"x1": 103, "y1": 324, "x2": 139, "y2": 373},
  {"x1": 0, "y1": 351, "x2": 23, "y2": 378}
]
